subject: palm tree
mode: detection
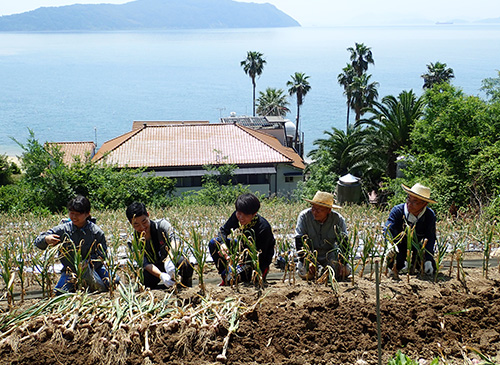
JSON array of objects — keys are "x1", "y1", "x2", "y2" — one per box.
[
  {"x1": 306, "y1": 124, "x2": 385, "y2": 194},
  {"x1": 256, "y1": 88, "x2": 290, "y2": 117},
  {"x1": 309, "y1": 125, "x2": 371, "y2": 177},
  {"x1": 357, "y1": 89, "x2": 425, "y2": 178},
  {"x1": 347, "y1": 43, "x2": 374, "y2": 77},
  {"x1": 421, "y1": 61, "x2": 454, "y2": 89},
  {"x1": 338, "y1": 63, "x2": 356, "y2": 129},
  {"x1": 240, "y1": 51, "x2": 266, "y2": 116},
  {"x1": 287, "y1": 72, "x2": 311, "y2": 149},
  {"x1": 349, "y1": 73, "x2": 379, "y2": 121}
]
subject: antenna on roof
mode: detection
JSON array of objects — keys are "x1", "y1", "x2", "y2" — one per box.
[
  {"x1": 94, "y1": 127, "x2": 97, "y2": 147},
  {"x1": 216, "y1": 107, "x2": 226, "y2": 118}
]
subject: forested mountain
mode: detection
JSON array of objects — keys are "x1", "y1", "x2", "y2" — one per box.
[{"x1": 0, "y1": 0, "x2": 300, "y2": 31}]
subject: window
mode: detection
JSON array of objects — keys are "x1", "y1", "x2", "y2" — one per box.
[
  {"x1": 175, "y1": 176, "x2": 202, "y2": 188},
  {"x1": 285, "y1": 176, "x2": 294, "y2": 183}
]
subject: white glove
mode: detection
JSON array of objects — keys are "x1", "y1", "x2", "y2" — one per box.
[
  {"x1": 164, "y1": 260, "x2": 175, "y2": 277},
  {"x1": 424, "y1": 261, "x2": 434, "y2": 275},
  {"x1": 297, "y1": 261, "x2": 307, "y2": 276},
  {"x1": 160, "y1": 272, "x2": 175, "y2": 287}
]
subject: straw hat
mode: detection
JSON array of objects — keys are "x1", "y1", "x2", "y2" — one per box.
[
  {"x1": 401, "y1": 183, "x2": 437, "y2": 204},
  {"x1": 304, "y1": 191, "x2": 341, "y2": 209}
]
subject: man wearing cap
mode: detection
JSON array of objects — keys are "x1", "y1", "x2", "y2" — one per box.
[
  {"x1": 385, "y1": 183, "x2": 437, "y2": 276},
  {"x1": 295, "y1": 191, "x2": 349, "y2": 281}
]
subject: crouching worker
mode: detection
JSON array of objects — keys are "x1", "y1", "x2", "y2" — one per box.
[
  {"x1": 34, "y1": 195, "x2": 111, "y2": 295},
  {"x1": 126, "y1": 202, "x2": 193, "y2": 289},
  {"x1": 385, "y1": 183, "x2": 437, "y2": 277},
  {"x1": 209, "y1": 193, "x2": 275, "y2": 286},
  {"x1": 295, "y1": 191, "x2": 350, "y2": 281}
]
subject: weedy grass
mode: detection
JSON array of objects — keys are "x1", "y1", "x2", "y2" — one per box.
[{"x1": 387, "y1": 350, "x2": 439, "y2": 365}]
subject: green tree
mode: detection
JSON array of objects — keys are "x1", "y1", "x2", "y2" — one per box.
[
  {"x1": 481, "y1": 70, "x2": 500, "y2": 103},
  {"x1": 469, "y1": 141, "x2": 500, "y2": 210},
  {"x1": 256, "y1": 87, "x2": 290, "y2": 116},
  {"x1": 0, "y1": 154, "x2": 17, "y2": 186},
  {"x1": 304, "y1": 125, "x2": 384, "y2": 195},
  {"x1": 337, "y1": 63, "x2": 356, "y2": 129},
  {"x1": 287, "y1": 72, "x2": 311, "y2": 149},
  {"x1": 14, "y1": 130, "x2": 74, "y2": 211},
  {"x1": 3, "y1": 130, "x2": 175, "y2": 213},
  {"x1": 359, "y1": 90, "x2": 425, "y2": 178},
  {"x1": 180, "y1": 164, "x2": 251, "y2": 206},
  {"x1": 348, "y1": 42, "x2": 374, "y2": 77},
  {"x1": 339, "y1": 43, "x2": 377, "y2": 126},
  {"x1": 309, "y1": 126, "x2": 370, "y2": 177},
  {"x1": 406, "y1": 83, "x2": 494, "y2": 209},
  {"x1": 298, "y1": 147, "x2": 337, "y2": 198},
  {"x1": 421, "y1": 61, "x2": 454, "y2": 89},
  {"x1": 350, "y1": 73, "x2": 379, "y2": 121},
  {"x1": 240, "y1": 51, "x2": 266, "y2": 117}
]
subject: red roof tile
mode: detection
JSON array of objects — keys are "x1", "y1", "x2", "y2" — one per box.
[
  {"x1": 132, "y1": 120, "x2": 209, "y2": 130},
  {"x1": 48, "y1": 142, "x2": 95, "y2": 165},
  {"x1": 93, "y1": 124, "x2": 304, "y2": 169}
]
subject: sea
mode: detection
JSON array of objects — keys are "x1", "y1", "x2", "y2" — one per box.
[{"x1": 1, "y1": 24, "x2": 500, "y2": 157}]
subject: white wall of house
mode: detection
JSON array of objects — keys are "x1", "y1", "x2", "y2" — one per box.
[
  {"x1": 267, "y1": 164, "x2": 303, "y2": 197},
  {"x1": 173, "y1": 183, "x2": 271, "y2": 197},
  {"x1": 157, "y1": 163, "x2": 303, "y2": 198}
]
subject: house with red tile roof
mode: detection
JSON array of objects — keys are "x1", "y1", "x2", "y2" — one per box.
[
  {"x1": 93, "y1": 122, "x2": 305, "y2": 196},
  {"x1": 47, "y1": 141, "x2": 96, "y2": 165}
]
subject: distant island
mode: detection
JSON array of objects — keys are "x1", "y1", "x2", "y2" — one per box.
[{"x1": 0, "y1": 0, "x2": 300, "y2": 31}]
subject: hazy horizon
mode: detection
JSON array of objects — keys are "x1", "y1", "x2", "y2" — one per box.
[{"x1": 1, "y1": 0, "x2": 499, "y2": 27}]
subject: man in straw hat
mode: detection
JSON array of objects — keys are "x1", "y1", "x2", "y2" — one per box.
[
  {"x1": 295, "y1": 191, "x2": 350, "y2": 281},
  {"x1": 385, "y1": 183, "x2": 437, "y2": 276}
]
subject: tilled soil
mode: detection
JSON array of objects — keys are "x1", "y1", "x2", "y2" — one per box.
[{"x1": 0, "y1": 262, "x2": 499, "y2": 365}]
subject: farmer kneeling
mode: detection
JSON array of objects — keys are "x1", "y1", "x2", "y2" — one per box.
[
  {"x1": 34, "y1": 195, "x2": 112, "y2": 295},
  {"x1": 209, "y1": 193, "x2": 275, "y2": 286},
  {"x1": 385, "y1": 183, "x2": 437, "y2": 277},
  {"x1": 295, "y1": 191, "x2": 350, "y2": 281},
  {"x1": 126, "y1": 202, "x2": 193, "y2": 289}
]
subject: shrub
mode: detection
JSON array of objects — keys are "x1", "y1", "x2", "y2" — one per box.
[{"x1": 1, "y1": 131, "x2": 176, "y2": 213}]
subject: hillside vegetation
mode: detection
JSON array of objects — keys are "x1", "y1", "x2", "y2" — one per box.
[{"x1": 0, "y1": 0, "x2": 299, "y2": 31}]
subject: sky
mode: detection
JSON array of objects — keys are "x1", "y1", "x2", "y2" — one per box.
[{"x1": 1, "y1": 0, "x2": 500, "y2": 26}]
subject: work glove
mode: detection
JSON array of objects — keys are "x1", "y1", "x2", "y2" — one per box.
[
  {"x1": 424, "y1": 261, "x2": 434, "y2": 275},
  {"x1": 275, "y1": 256, "x2": 286, "y2": 270},
  {"x1": 297, "y1": 261, "x2": 315, "y2": 280},
  {"x1": 160, "y1": 272, "x2": 175, "y2": 287},
  {"x1": 164, "y1": 259, "x2": 175, "y2": 277},
  {"x1": 296, "y1": 261, "x2": 307, "y2": 277}
]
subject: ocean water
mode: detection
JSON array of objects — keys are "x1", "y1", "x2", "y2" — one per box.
[{"x1": 1, "y1": 24, "x2": 500, "y2": 157}]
